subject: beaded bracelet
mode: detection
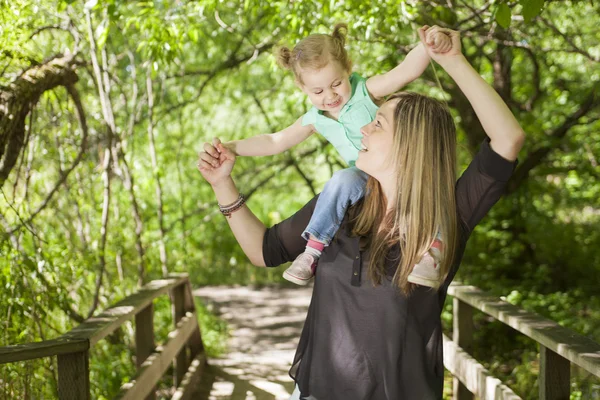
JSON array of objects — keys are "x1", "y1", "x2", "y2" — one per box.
[
  {"x1": 218, "y1": 193, "x2": 246, "y2": 218},
  {"x1": 218, "y1": 193, "x2": 244, "y2": 209}
]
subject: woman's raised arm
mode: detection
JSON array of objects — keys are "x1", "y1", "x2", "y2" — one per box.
[
  {"x1": 418, "y1": 26, "x2": 525, "y2": 161},
  {"x1": 197, "y1": 138, "x2": 267, "y2": 267}
]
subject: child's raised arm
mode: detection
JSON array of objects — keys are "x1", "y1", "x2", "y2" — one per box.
[
  {"x1": 223, "y1": 117, "x2": 314, "y2": 157},
  {"x1": 366, "y1": 34, "x2": 451, "y2": 100}
]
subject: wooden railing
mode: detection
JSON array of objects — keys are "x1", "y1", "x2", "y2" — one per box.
[
  {"x1": 444, "y1": 282, "x2": 600, "y2": 400},
  {"x1": 0, "y1": 273, "x2": 207, "y2": 400}
]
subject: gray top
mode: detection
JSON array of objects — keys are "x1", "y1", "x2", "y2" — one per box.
[{"x1": 263, "y1": 139, "x2": 517, "y2": 399}]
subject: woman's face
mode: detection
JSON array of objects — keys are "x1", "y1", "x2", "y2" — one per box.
[{"x1": 355, "y1": 99, "x2": 398, "y2": 179}]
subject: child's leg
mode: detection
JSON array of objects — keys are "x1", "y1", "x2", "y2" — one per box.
[
  {"x1": 302, "y1": 167, "x2": 368, "y2": 244},
  {"x1": 282, "y1": 167, "x2": 368, "y2": 286},
  {"x1": 408, "y1": 232, "x2": 444, "y2": 289}
]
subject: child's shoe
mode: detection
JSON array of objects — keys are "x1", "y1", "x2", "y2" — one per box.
[
  {"x1": 283, "y1": 253, "x2": 316, "y2": 286},
  {"x1": 407, "y1": 240, "x2": 442, "y2": 288}
]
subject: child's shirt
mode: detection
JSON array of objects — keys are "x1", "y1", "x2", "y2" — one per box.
[{"x1": 301, "y1": 73, "x2": 379, "y2": 166}]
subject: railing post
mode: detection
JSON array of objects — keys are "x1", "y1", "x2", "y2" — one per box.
[
  {"x1": 453, "y1": 297, "x2": 474, "y2": 400},
  {"x1": 540, "y1": 345, "x2": 570, "y2": 400},
  {"x1": 173, "y1": 283, "x2": 188, "y2": 387},
  {"x1": 136, "y1": 303, "x2": 156, "y2": 400},
  {"x1": 184, "y1": 280, "x2": 205, "y2": 358},
  {"x1": 57, "y1": 350, "x2": 90, "y2": 400}
]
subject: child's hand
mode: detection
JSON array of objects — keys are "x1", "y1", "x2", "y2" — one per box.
[
  {"x1": 418, "y1": 25, "x2": 462, "y2": 64},
  {"x1": 429, "y1": 30, "x2": 452, "y2": 54},
  {"x1": 197, "y1": 137, "x2": 236, "y2": 186}
]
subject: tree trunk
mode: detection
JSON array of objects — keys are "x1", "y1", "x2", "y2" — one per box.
[{"x1": 0, "y1": 54, "x2": 78, "y2": 184}]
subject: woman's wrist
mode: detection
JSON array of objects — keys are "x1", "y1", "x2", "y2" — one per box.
[
  {"x1": 211, "y1": 177, "x2": 239, "y2": 202},
  {"x1": 437, "y1": 54, "x2": 469, "y2": 75},
  {"x1": 211, "y1": 175, "x2": 234, "y2": 190}
]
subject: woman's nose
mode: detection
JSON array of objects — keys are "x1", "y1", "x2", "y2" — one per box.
[{"x1": 361, "y1": 123, "x2": 371, "y2": 136}]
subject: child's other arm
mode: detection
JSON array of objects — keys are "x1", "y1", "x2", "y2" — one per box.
[
  {"x1": 223, "y1": 117, "x2": 314, "y2": 157},
  {"x1": 366, "y1": 36, "x2": 450, "y2": 100}
]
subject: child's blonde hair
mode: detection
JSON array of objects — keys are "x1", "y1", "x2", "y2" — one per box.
[{"x1": 277, "y1": 23, "x2": 352, "y2": 85}]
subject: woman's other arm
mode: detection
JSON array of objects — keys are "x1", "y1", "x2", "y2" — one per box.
[{"x1": 419, "y1": 26, "x2": 525, "y2": 161}]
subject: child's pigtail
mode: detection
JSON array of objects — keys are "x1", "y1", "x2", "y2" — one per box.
[
  {"x1": 331, "y1": 23, "x2": 348, "y2": 48},
  {"x1": 331, "y1": 23, "x2": 352, "y2": 72},
  {"x1": 277, "y1": 46, "x2": 293, "y2": 70}
]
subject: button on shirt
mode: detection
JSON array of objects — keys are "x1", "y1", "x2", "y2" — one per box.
[
  {"x1": 301, "y1": 73, "x2": 379, "y2": 166},
  {"x1": 262, "y1": 139, "x2": 518, "y2": 399}
]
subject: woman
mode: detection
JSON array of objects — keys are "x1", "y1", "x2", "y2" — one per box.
[{"x1": 197, "y1": 26, "x2": 525, "y2": 400}]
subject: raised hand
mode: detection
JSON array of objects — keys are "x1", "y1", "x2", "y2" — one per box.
[
  {"x1": 197, "y1": 137, "x2": 236, "y2": 186},
  {"x1": 418, "y1": 25, "x2": 462, "y2": 65},
  {"x1": 428, "y1": 29, "x2": 452, "y2": 54}
]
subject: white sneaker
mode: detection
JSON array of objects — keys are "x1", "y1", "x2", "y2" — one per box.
[
  {"x1": 408, "y1": 246, "x2": 442, "y2": 289},
  {"x1": 283, "y1": 253, "x2": 316, "y2": 286}
]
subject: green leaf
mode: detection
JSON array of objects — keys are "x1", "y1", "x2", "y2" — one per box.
[
  {"x1": 189, "y1": 29, "x2": 199, "y2": 43},
  {"x1": 96, "y1": 19, "x2": 109, "y2": 49},
  {"x1": 496, "y1": 3, "x2": 512, "y2": 28},
  {"x1": 521, "y1": 0, "x2": 545, "y2": 23}
]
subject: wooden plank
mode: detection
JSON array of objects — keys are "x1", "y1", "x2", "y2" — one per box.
[
  {"x1": 113, "y1": 312, "x2": 198, "y2": 400},
  {"x1": 454, "y1": 297, "x2": 474, "y2": 400},
  {"x1": 0, "y1": 277, "x2": 188, "y2": 364},
  {"x1": 0, "y1": 337, "x2": 89, "y2": 364},
  {"x1": 135, "y1": 304, "x2": 156, "y2": 400},
  {"x1": 172, "y1": 283, "x2": 188, "y2": 387},
  {"x1": 540, "y1": 345, "x2": 570, "y2": 400},
  {"x1": 443, "y1": 334, "x2": 522, "y2": 399},
  {"x1": 64, "y1": 276, "x2": 188, "y2": 346},
  {"x1": 169, "y1": 273, "x2": 205, "y2": 358},
  {"x1": 171, "y1": 353, "x2": 207, "y2": 400},
  {"x1": 58, "y1": 350, "x2": 90, "y2": 400},
  {"x1": 183, "y1": 279, "x2": 205, "y2": 358},
  {"x1": 448, "y1": 283, "x2": 600, "y2": 378}
]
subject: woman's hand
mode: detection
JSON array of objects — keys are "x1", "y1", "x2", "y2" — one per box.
[
  {"x1": 418, "y1": 25, "x2": 463, "y2": 66},
  {"x1": 197, "y1": 137, "x2": 236, "y2": 186}
]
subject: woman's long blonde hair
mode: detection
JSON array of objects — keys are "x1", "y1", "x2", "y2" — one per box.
[{"x1": 353, "y1": 92, "x2": 459, "y2": 295}]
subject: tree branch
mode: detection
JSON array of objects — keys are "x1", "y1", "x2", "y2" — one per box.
[
  {"x1": 7, "y1": 84, "x2": 89, "y2": 235},
  {"x1": 508, "y1": 86, "x2": 599, "y2": 193}
]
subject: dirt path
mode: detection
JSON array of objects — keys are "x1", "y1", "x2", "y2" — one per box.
[{"x1": 193, "y1": 285, "x2": 313, "y2": 400}]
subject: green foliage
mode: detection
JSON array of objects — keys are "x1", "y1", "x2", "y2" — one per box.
[{"x1": 496, "y1": 3, "x2": 512, "y2": 29}]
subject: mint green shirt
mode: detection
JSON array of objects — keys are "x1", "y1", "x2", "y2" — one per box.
[{"x1": 301, "y1": 73, "x2": 379, "y2": 166}]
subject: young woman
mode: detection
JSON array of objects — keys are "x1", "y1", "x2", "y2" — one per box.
[{"x1": 197, "y1": 25, "x2": 525, "y2": 399}]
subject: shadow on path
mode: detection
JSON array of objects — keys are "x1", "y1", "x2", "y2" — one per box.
[{"x1": 193, "y1": 285, "x2": 313, "y2": 400}]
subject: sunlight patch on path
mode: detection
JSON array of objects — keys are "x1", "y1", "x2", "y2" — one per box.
[{"x1": 194, "y1": 285, "x2": 313, "y2": 400}]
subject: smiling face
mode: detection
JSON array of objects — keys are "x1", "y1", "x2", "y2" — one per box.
[
  {"x1": 355, "y1": 99, "x2": 398, "y2": 180},
  {"x1": 298, "y1": 61, "x2": 352, "y2": 113}
]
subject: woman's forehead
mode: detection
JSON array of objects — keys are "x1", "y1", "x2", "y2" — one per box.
[{"x1": 378, "y1": 99, "x2": 398, "y2": 119}]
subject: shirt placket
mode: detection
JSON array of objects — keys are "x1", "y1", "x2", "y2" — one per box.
[{"x1": 350, "y1": 237, "x2": 362, "y2": 287}]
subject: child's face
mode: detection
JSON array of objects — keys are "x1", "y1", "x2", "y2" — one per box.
[{"x1": 298, "y1": 61, "x2": 352, "y2": 113}]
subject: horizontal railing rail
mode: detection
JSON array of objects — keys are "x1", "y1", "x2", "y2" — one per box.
[
  {"x1": 0, "y1": 273, "x2": 206, "y2": 400},
  {"x1": 445, "y1": 282, "x2": 600, "y2": 400}
]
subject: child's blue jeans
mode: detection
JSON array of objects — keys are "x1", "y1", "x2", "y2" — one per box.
[{"x1": 301, "y1": 166, "x2": 368, "y2": 245}]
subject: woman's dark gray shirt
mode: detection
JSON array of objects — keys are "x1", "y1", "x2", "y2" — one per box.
[{"x1": 262, "y1": 139, "x2": 517, "y2": 400}]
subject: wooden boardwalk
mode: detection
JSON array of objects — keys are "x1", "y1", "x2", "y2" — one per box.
[{"x1": 193, "y1": 285, "x2": 313, "y2": 400}]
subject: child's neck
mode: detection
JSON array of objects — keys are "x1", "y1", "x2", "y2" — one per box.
[{"x1": 323, "y1": 109, "x2": 341, "y2": 121}]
